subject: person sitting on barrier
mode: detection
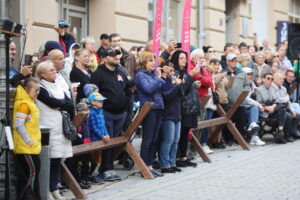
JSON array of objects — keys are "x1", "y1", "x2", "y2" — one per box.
[
  {"x1": 226, "y1": 53, "x2": 250, "y2": 145},
  {"x1": 13, "y1": 77, "x2": 41, "y2": 200},
  {"x1": 135, "y1": 52, "x2": 165, "y2": 177},
  {"x1": 242, "y1": 67, "x2": 266, "y2": 146},
  {"x1": 159, "y1": 60, "x2": 183, "y2": 173},
  {"x1": 256, "y1": 73, "x2": 289, "y2": 144},
  {"x1": 272, "y1": 71, "x2": 300, "y2": 141}
]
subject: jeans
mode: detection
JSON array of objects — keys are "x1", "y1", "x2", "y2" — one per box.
[
  {"x1": 291, "y1": 103, "x2": 300, "y2": 115},
  {"x1": 159, "y1": 120, "x2": 181, "y2": 168},
  {"x1": 100, "y1": 110, "x2": 127, "y2": 173},
  {"x1": 245, "y1": 105, "x2": 259, "y2": 126},
  {"x1": 200, "y1": 108, "x2": 214, "y2": 145},
  {"x1": 50, "y1": 158, "x2": 61, "y2": 192},
  {"x1": 140, "y1": 109, "x2": 163, "y2": 166}
]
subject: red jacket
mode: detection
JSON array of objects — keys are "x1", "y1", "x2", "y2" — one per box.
[{"x1": 190, "y1": 61, "x2": 213, "y2": 100}]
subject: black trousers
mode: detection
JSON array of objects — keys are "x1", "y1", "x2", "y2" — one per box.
[
  {"x1": 16, "y1": 154, "x2": 41, "y2": 200},
  {"x1": 212, "y1": 104, "x2": 231, "y2": 142},
  {"x1": 177, "y1": 127, "x2": 190, "y2": 158},
  {"x1": 231, "y1": 107, "x2": 246, "y2": 139},
  {"x1": 50, "y1": 158, "x2": 61, "y2": 192}
]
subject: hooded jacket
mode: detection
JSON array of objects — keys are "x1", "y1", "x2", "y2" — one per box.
[{"x1": 13, "y1": 85, "x2": 41, "y2": 154}]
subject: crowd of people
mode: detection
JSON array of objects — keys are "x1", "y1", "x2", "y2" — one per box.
[{"x1": 8, "y1": 20, "x2": 300, "y2": 200}]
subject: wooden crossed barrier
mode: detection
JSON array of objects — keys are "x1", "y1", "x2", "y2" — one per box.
[
  {"x1": 61, "y1": 102, "x2": 155, "y2": 199},
  {"x1": 192, "y1": 91, "x2": 250, "y2": 152}
]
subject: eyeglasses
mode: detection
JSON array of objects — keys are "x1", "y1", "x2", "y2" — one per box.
[
  {"x1": 208, "y1": 51, "x2": 216, "y2": 53},
  {"x1": 273, "y1": 55, "x2": 280, "y2": 58},
  {"x1": 266, "y1": 77, "x2": 273, "y2": 80},
  {"x1": 247, "y1": 73, "x2": 254, "y2": 76}
]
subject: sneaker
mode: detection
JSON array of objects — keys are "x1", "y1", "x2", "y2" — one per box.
[
  {"x1": 150, "y1": 168, "x2": 164, "y2": 177},
  {"x1": 247, "y1": 122, "x2": 260, "y2": 134},
  {"x1": 203, "y1": 145, "x2": 214, "y2": 154},
  {"x1": 87, "y1": 175, "x2": 105, "y2": 184},
  {"x1": 211, "y1": 142, "x2": 226, "y2": 149},
  {"x1": 171, "y1": 166, "x2": 182, "y2": 172},
  {"x1": 57, "y1": 183, "x2": 67, "y2": 192},
  {"x1": 250, "y1": 136, "x2": 266, "y2": 146},
  {"x1": 275, "y1": 130, "x2": 287, "y2": 144},
  {"x1": 152, "y1": 160, "x2": 161, "y2": 169},
  {"x1": 161, "y1": 167, "x2": 176, "y2": 173},
  {"x1": 176, "y1": 160, "x2": 187, "y2": 168},
  {"x1": 109, "y1": 170, "x2": 121, "y2": 180},
  {"x1": 51, "y1": 190, "x2": 66, "y2": 200},
  {"x1": 102, "y1": 170, "x2": 115, "y2": 181},
  {"x1": 79, "y1": 180, "x2": 91, "y2": 189},
  {"x1": 182, "y1": 160, "x2": 197, "y2": 167}
]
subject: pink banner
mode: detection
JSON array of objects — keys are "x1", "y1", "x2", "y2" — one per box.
[
  {"x1": 181, "y1": 0, "x2": 192, "y2": 72},
  {"x1": 152, "y1": 0, "x2": 163, "y2": 69}
]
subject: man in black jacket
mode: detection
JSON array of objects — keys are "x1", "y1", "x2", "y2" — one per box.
[{"x1": 91, "y1": 48, "x2": 134, "y2": 181}]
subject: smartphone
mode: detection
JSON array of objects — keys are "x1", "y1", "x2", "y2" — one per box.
[
  {"x1": 24, "y1": 54, "x2": 32, "y2": 65},
  {"x1": 176, "y1": 42, "x2": 182, "y2": 48}
]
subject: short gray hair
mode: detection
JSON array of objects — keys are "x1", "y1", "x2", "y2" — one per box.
[{"x1": 190, "y1": 48, "x2": 204, "y2": 60}]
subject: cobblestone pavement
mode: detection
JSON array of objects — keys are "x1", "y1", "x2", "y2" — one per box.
[{"x1": 65, "y1": 138, "x2": 300, "y2": 200}]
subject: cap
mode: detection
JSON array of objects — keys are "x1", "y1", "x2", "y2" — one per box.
[
  {"x1": 226, "y1": 53, "x2": 237, "y2": 61},
  {"x1": 58, "y1": 20, "x2": 70, "y2": 28},
  {"x1": 83, "y1": 84, "x2": 99, "y2": 97},
  {"x1": 100, "y1": 33, "x2": 109, "y2": 40},
  {"x1": 242, "y1": 67, "x2": 254, "y2": 74},
  {"x1": 45, "y1": 41, "x2": 64, "y2": 52},
  {"x1": 88, "y1": 92, "x2": 107, "y2": 102},
  {"x1": 102, "y1": 48, "x2": 121, "y2": 57}
]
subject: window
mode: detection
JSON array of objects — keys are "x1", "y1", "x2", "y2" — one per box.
[
  {"x1": 60, "y1": 0, "x2": 88, "y2": 41},
  {"x1": 289, "y1": 0, "x2": 300, "y2": 23}
]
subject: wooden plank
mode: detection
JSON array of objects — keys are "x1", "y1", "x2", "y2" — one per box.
[
  {"x1": 124, "y1": 142, "x2": 154, "y2": 179},
  {"x1": 190, "y1": 133, "x2": 211, "y2": 163},
  {"x1": 226, "y1": 91, "x2": 249, "y2": 118},
  {"x1": 72, "y1": 137, "x2": 127, "y2": 155},
  {"x1": 226, "y1": 120, "x2": 250, "y2": 150},
  {"x1": 201, "y1": 95, "x2": 211, "y2": 109},
  {"x1": 196, "y1": 117, "x2": 228, "y2": 130},
  {"x1": 123, "y1": 102, "x2": 154, "y2": 138},
  {"x1": 61, "y1": 162, "x2": 87, "y2": 200}
]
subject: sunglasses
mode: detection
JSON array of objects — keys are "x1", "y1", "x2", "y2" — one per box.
[
  {"x1": 208, "y1": 51, "x2": 216, "y2": 53},
  {"x1": 266, "y1": 77, "x2": 273, "y2": 80},
  {"x1": 273, "y1": 55, "x2": 280, "y2": 58}
]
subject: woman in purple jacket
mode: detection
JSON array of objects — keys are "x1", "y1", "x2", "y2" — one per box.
[{"x1": 134, "y1": 52, "x2": 165, "y2": 178}]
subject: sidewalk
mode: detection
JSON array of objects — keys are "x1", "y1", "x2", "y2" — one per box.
[{"x1": 65, "y1": 138, "x2": 300, "y2": 200}]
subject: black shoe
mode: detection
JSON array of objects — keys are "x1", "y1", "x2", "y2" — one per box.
[
  {"x1": 171, "y1": 166, "x2": 182, "y2": 172},
  {"x1": 211, "y1": 142, "x2": 226, "y2": 149},
  {"x1": 161, "y1": 168, "x2": 176, "y2": 173},
  {"x1": 275, "y1": 130, "x2": 286, "y2": 144},
  {"x1": 79, "y1": 180, "x2": 91, "y2": 189},
  {"x1": 226, "y1": 140, "x2": 234, "y2": 146},
  {"x1": 176, "y1": 160, "x2": 187, "y2": 167},
  {"x1": 183, "y1": 160, "x2": 197, "y2": 167},
  {"x1": 150, "y1": 168, "x2": 164, "y2": 177},
  {"x1": 152, "y1": 160, "x2": 161, "y2": 169},
  {"x1": 285, "y1": 136, "x2": 295, "y2": 142},
  {"x1": 292, "y1": 131, "x2": 300, "y2": 139}
]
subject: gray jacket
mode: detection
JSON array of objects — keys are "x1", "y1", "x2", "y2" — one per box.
[{"x1": 226, "y1": 68, "x2": 250, "y2": 106}]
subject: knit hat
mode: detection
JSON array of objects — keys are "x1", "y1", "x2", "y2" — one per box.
[{"x1": 83, "y1": 84, "x2": 98, "y2": 97}]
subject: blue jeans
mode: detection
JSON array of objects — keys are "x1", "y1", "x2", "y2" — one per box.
[
  {"x1": 100, "y1": 110, "x2": 127, "y2": 172},
  {"x1": 244, "y1": 105, "x2": 259, "y2": 126},
  {"x1": 140, "y1": 109, "x2": 163, "y2": 166},
  {"x1": 200, "y1": 109, "x2": 214, "y2": 145},
  {"x1": 159, "y1": 120, "x2": 181, "y2": 168}
]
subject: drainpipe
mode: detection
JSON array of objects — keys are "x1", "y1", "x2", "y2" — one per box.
[{"x1": 198, "y1": 0, "x2": 205, "y2": 48}]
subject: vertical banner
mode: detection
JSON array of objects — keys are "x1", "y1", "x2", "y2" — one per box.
[
  {"x1": 181, "y1": 0, "x2": 192, "y2": 72},
  {"x1": 152, "y1": 0, "x2": 163, "y2": 69},
  {"x1": 277, "y1": 21, "x2": 289, "y2": 45}
]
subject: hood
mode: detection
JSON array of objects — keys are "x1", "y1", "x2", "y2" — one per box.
[
  {"x1": 14, "y1": 85, "x2": 34, "y2": 103},
  {"x1": 68, "y1": 43, "x2": 80, "y2": 56}
]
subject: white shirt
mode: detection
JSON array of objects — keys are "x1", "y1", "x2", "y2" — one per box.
[{"x1": 55, "y1": 72, "x2": 71, "y2": 99}]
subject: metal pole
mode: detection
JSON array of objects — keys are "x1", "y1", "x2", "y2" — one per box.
[{"x1": 198, "y1": 0, "x2": 205, "y2": 48}]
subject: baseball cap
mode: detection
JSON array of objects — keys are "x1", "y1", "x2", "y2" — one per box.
[
  {"x1": 242, "y1": 67, "x2": 254, "y2": 74},
  {"x1": 102, "y1": 48, "x2": 121, "y2": 57},
  {"x1": 58, "y1": 20, "x2": 70, "y2": 28},
  {"x1": 88, "y1": 92, "x2": 107, "y2": 102},
  {"x1": 100, "y1": 33, "x2": 109, "y2": 40},
  {"x1": 45, "y1": 41, "x2": 64, "y2": 52},
  {"x1": 226, "y1": 53, "x2": 237, "y2": 61}
]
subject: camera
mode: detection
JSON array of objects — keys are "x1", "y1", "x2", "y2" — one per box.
[{"x1": 227, "y1": 71, "x2": 232, "y2": 76}]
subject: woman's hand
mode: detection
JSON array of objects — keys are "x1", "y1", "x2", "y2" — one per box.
[
  {"x1": 102, "y1": 135, "x2": 110, "y2": 143},
  {"x1": 189, "y1": 66, "x2": 200, "y2": 77}
]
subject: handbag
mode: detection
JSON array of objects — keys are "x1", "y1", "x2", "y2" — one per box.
[{"x1": 61, "y1": 111, "x2": 77, "y2": 140}]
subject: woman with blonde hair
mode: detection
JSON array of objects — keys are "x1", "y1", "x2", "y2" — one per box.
[
  {"x1": 237, "y1": 53, "x2": 251, "y2": 69},
  {"x1": 81, "y1": 36, "x2": 100, "y2": 72}
]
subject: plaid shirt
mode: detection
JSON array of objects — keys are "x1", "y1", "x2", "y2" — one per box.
[{"x1": 88, "y1": 107, "x2": 109, "y2": 141}]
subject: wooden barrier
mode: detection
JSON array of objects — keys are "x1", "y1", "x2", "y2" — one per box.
[
  {"x1": 61, "y1": 103, "x2": 154, "y2": 199},
  {"x1": 194, "y1": 91, "x2": 250, "y2": 151}
]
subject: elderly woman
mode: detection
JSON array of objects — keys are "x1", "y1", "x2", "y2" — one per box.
[
  {"x1": 237, "y1": 53, "x2": 251, "y2": 69},
  {"x1": 35, "y1": 60, "x2": 74, "y2": 200},
  {"x1": 253, "y1": 52, "x2": 272, "y2": 86},
  {"x1": 81, "y1": 36, "x2": 100, "y2": 72}
]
